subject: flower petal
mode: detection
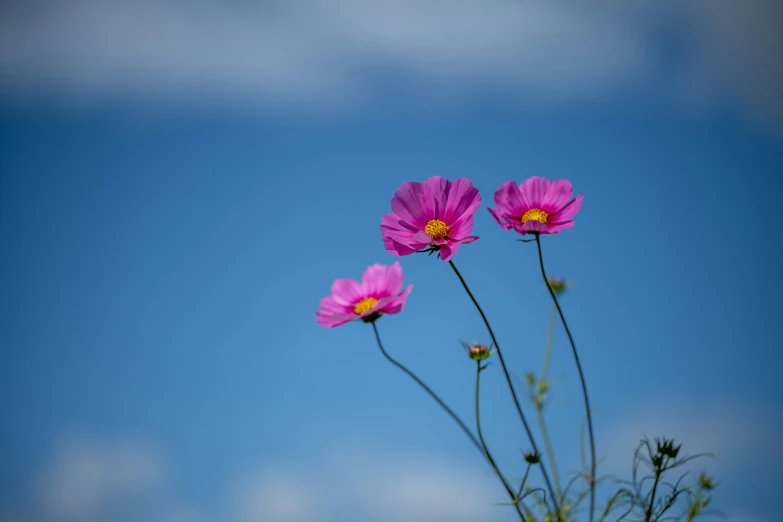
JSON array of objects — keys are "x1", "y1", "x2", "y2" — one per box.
[
  {"x1": 449, "y1": 213, "x2": 475, "y2": 239},
  {"x1": 550, "y1": 195, "x2": 583, "y2": 223},
  {"x1": 493, "y1": 181, "x2": 525, "y2": 216},
  {"x1": 381, "y1": 214, "x2": 428, "y2": 256},
  {"x1": 487, "y1": 207, "x2": 513, "y2": 230},
  {"x1": 544, "y1": 221, "x2": 575, "y2": 234},
  {"x1": 316, "y1": 296, "x2": 356, "y2": 328},
  {"x1": 317, "y1": 310, "x2": 356, "y2": 328},
  {"x1": 443, "y1": 178, "x2": 481, "y2": 225},
  {"x1": 362, "y1": 262, "x2": 403, "y2": 297},
  {"x1": 519, "y1": 176, "x2": 550, "y2": 208},
  {"x1": 421, "y1": 176, "x2": 450, "y2": 220},
  {"x1": 376, "y1": 284, "x2": 413, "y2": 315},
  {"x1": 439, "y1": 241, "x2": 460, "y2": 261},
  {"x1": 330, "y1": 278, "x2": 364, "y2": 306},
  {"x1": 390, "y1": 182, "x2": 429, "y2": 228},
  {"x1": 541, "y1": 179, "x2": 574, "y2": 211}
]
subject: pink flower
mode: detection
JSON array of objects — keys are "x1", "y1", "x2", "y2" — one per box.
[
  {"x1": 488, "y1": 177, "x2": 583, "y2": 235},
  {"x1": 380, "y1": 176, "x2": 481, "y2": 261},
  {"x1": 316, "y1": 262, "x2": 413, "y2": 328}
]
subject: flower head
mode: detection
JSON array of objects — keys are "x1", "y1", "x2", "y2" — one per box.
[
  {"x1": 461, "y1": 341, "x2": 492, "y2": 361},
  {"x1": 381, "y1": 176, "x2": 481, "y2": 262},
  {"x1": 316, "y1": 262, "x2": 413, "y2": 328},
  {"x1": 488, "y1": 177, "x2": 583, "y2": 235},
  {"x1": 524, "y1": 451, "x2": 541, "y2": 464},
  {"x1": 698, "y1": 473, "x2": 717, "y2": 491}
]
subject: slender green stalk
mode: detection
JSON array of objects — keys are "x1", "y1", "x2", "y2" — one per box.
[
  {"x1": 475, "y1": 363, "x2": 526, "y2": 521},
  {"x1": 645, "y1": 469, "x2": 662, "y2": 522},
  {"x1": 448, "y1": 260, "x2": 562, "y2": 520},
  {"x1": 538, "y1": 304, "x2": 563, "y2": 504},
  {"x1": 536, "y1": 407, "x2": 562, "y2": 506},
  {"x1": 370, "y1": 321, "x2": 484, "y2": 457},
  {"x1": 517, "y1": 462, "x2": 532, "y2": 498},
  {"x1": 533, "y1": 233, "x2": 596, "y2": 522}
]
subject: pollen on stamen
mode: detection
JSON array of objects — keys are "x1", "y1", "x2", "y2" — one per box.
[
  {"x1": 424, "y1": 219, "x2": 450, "y2": 240},
  {"x1": 521, "y1": 208, "x2": 549, "y2": 225},
  {"x1": 353, "y1": 297, "x2": 378, "y2": 315}
]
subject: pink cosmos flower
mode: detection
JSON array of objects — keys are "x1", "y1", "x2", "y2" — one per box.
[
  {"x1": 380, "y1": 176, "x2": 481, "y2": 262},
  {"x1": 316, "y1": 262, "x2": 413, "y2": 328},
  {"x1": 488, "y1": 177, "x2": 583, "y2": 235}
]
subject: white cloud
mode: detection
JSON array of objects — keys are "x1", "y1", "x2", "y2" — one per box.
[
  {"x1": 234, "y1": 473, "x2": 316, "y2": 522},
  {"x1": 0, "y1": 0, "x2": 781, "y2": 125},
  {"x1": 37, "y1": 433, "x2": 167, "y2": 521},
  {"x1": 231, "y1": 446, "x2": 508, "y2": 522},
  {"x1": 600, "y1": 397, "x2": 783, "y2": 474}
]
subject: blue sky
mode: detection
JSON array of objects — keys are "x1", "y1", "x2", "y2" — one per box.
[{"x1": 1, "y1": 2, "x2": 782, "y2": 522}]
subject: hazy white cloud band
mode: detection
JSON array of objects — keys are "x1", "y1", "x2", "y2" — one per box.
[{"x1": 1, "y1": 0, "x2": 781, "y2": 123}]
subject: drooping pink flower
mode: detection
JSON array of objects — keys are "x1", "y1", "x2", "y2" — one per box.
[
  {"x1": 380, "y1": 176, "x2": 481, "y2": 262},
  {"x1": 316, "y1": 262, "x2": 413, "y2": 328},
  {"x1": 488, "y1": 177, "x2": 583, "y2": 235}
]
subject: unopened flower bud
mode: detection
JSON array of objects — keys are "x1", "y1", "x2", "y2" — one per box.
[
  {"x1": 698, "y1": 473, "x2": 716, "y2": 490},
  {"x1": 524, "y1": 451, "x2": 541, "y2": 464},
  {"x1": 468, "y1": 343, "x2": 491, "y2": 361}
]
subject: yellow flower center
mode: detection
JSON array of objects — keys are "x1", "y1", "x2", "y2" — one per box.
[
  {"x1": 521, "y1": 208, "x2": 549, "y2": 225},
  {"x1": 353, "y1": 297, "x2": 378, "y2": 315},
  {"x1": 424, "y1": 219, "x2": 450, "y2": 240}
]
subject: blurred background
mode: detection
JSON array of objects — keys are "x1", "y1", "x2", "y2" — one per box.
[{"x1": 1, "y1": 1, "x2": 782, "y2": 521}]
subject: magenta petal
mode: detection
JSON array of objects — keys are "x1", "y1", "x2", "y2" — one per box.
[
  {"x1": 544, "y1": 221, "x2": 575, "y2": 234},
  {"x1": 550, "y1": 194, "x2": 583, "y2": 222},
  {"x1": 383, "y1": 236, "x2": 418, "y2": 257},
  {"x1": 443, "y1": 178, "x2": 481, "y2": 225},
  {"x1": 421, "y1": 176, "x2": 450, "y2": 220},
  {"x1": 519, "y1": 177, "x2": 550, "y2": 208},
  {"x1": 439, "y1": 242, "x2": 460, "y2": 261},
  {"x1": 517, "y1": 220, "x2": 547, "y2": 234},
  {"x1": 542, "y1": 179, "x2": 574, "y2": 211},
  {"x1": 318, "y1": 295, "x2": 351, "y2": 314},
  {"x1": 488, "y1": 207, "x2": 513, "y2": 230},
  {"x1": 317, "y1": 311, "x2": 356, "y2": 328},
  {"x1": 377, "y1": 284, "x2": 413, "y2": 315},
  {"x1": 362, "y1": 262, "x2": 403, "y2": 296},
  {"x1": 381, "y1": 214, "x2": 426, "y2": 256},
  {"x1": 449, "y1": 213, "x2": 475, "y2": 239},
  {"x1": 390, "y1": 182, "x2": 429, "y2": 228},
  {"x1": 460, "y1": 235, "x2": 479, "y2": 244},
  {"x1": 494, "y1": 181, "x2": 525, "y2": 216},
  {"x1": 330, "y1": 278, "x2": 364, "y2": 306},
  {"x1": 316, "y1": 296, "x2": 356, "y2": 328}
]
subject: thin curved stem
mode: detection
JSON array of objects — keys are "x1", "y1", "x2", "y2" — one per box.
[
  {"x1": 476, "y1": 363, "x2": 526, "y2": 521},
  {"x1": 370, "y1": 321, "x2": 485, "y2": 457},
  {"x1": 517, "y1": 462, "x2": 532, "y2": 498},
  {"x1": 534, "y1": 233, "x2": 596, "y2": 522},
  {"x1": 539, "y1": 304, "x2": 563, "y2": 503},
  {"x1": 448, "y1": 260, "x2": 562, "y2": 520},
  {"x1": 536, "y1": 406, "x2": 563, "y2": 505}
]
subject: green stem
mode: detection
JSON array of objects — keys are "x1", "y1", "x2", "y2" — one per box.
[
  {"x1": 448, "y1": 260, "x2": 561, "y2": 520},
  {"x1": 536, "y1": 406, "x2": 563, "y2": 505},
  {"x1": 517, "y1": 462, "x2": 532, "y2": 498},
  {"x1": 538, "y1": 304, "x2": 562, "y2": 503},
  {"x1": 475, "y1": 363, "x2": 526, "y2": 521},
  {"x1": 371, "y1": 322, "x2": 485, "y2": 457},
  {"x1": 645, "y1": 469, "x2": 662, "y2": 522},
  {"x1": 533, "y1": 233, "x2": 596, "y2": 522}
]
